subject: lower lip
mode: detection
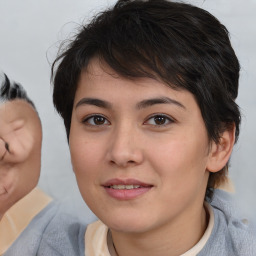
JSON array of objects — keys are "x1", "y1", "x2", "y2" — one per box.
[{"x1": 104, "y1": 186, "x2": 152, "y2": 200}]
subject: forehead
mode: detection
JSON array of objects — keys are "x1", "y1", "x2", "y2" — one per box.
[{"x1": 76, "y1": 59, "x2": 194, "y2": 105}]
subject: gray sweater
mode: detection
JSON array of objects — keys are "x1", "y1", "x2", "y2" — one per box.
[
  {"x1": 198, "y1": 189, "x2": 256, "y2": 255},
  {"x1": 3, "y1": 201, "x2": 85, "y2": 256},
  {"x1": 4, "y1": 190, "x2": 256, "y2": 256}
]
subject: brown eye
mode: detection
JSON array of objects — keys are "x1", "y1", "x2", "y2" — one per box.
[
  {"x1": 145, "y1": 114, "x2": 174, "y2": 126},
  {"x1": 93, "y1": 116, "x2": 105, "y2": 125},
  {"x1": 83, "y1": 115, "x2": 110, "y2": 126},
  {"x1": 154, "y1": 116, "x2": 166, "y2": 125}
]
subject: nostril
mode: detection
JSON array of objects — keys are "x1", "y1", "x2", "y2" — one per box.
[{"x1": 109, "y1": 159, "x2": 137, "y2": 167}]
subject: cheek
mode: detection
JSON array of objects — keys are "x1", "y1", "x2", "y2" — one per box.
[
  {"x1": 148, "y1": 134, "x2": 209, "y2": 184},
  {"x1": 70, "y1": 118, "x2": 103, "y2": 164},
  {"x1": 147, "y1": 138, "x2": 209, "y2": 213},
  {"x1": 69, "y1": 135, "x2": 105, "y2": 186},
  {"x1": 69, "y1": 140, "x2": 97, "y2": 202}
]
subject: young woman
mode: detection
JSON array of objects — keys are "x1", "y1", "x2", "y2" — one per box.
[{"x1": 50, "y1": 0, "x2": 256, "y2": 255}]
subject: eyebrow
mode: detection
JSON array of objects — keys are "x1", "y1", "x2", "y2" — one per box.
[
  {"x1": 75, "y1": 96, "x2": 185, "y2": 110},
  {"x1": 136, "y1": 97, "x2": 185, "y2": 110},
  {"x1": 75, "y1": 98, "x2": 112, "y2": 109}
]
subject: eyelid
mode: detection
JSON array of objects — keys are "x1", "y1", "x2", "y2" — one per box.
[
  {"x1": 144, "y1": 113, "x2": 175, "y2": 126},
  {"x1": 82, "y1": 114, "x2": 110, "y2": 126}
]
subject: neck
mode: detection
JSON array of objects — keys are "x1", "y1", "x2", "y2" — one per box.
[{"x1": 111, "y1": 205, "x2": 208, "y2": 256}]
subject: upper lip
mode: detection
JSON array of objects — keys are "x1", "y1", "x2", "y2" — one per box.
[{"x1": 102, "y1": 178, "x2": 153, "y2": 187}]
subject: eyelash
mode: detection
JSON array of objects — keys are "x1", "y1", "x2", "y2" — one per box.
[
  {"x1": 144, "y1": 114, "x2": 174, "y2": 127},
  {"x1": 82, "y1": 113, "x2": 174, "y2": 127},
  {"x1": 82, "y1": 114, "x2": 110, "y2": 126}
]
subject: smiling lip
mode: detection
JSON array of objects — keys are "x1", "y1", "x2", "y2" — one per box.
[{"x1": 102, "y1": 178, "x2": 153, "y2": 200}]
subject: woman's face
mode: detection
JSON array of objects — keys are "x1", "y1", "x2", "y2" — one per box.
[{"x1": 69, "y1": 59, "x2": 214, "y2": 234}]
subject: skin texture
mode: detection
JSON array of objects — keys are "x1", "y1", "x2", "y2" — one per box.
[
  {"x1": 69, "y1": 59, "x2": 235, "y2": 256},
  {"x1": 0, "y1": 100, "x2": 42, "y2": 220}
]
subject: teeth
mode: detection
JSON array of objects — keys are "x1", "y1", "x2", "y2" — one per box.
[{"x1": 111, "y1": 185, "x2": 141, "y2": 190}]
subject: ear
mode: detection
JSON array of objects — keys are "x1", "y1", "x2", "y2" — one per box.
[{"x1": 206, "y1": 124, "x2": 236, "y2": 173}]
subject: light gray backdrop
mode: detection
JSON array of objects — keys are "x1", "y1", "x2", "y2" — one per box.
[{"x1": 0, "y1": 0, "x2": 255, "y2": 223}]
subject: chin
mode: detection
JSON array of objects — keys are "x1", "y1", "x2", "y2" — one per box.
[
  {"x1": 99, "y1": 211, "x2": 154, "y2": 234},
  {"x1": 109, "y1": 222, "x2": 148, "y2": 234}
]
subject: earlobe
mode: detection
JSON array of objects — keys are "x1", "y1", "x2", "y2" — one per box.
[{"x1": 206, "y1": 125, "x2": 236, "y2": 173}]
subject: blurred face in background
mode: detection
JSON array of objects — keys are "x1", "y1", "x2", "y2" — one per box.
[{"x1": 0, "y1": 100, "x2": 42, "y2": 219}]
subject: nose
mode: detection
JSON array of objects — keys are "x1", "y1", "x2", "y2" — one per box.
[{"x1": 106, "y1": 124, "x2": 144, "y2": 168}]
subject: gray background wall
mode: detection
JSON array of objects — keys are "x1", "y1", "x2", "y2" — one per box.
[{"x1": 0, "y1": 0, "x2": 255, "y2": 223}]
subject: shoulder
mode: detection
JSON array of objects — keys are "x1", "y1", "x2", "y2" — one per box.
[
  {"x1": 3, "y1": 201, "x2": 60, "y2": 256},
  {"x1": 37, "y1": 202, "x2": 87, "y2": 256},
  {"x1": 199, "y1": 189, "x2": 256, "y2": 255},
  {"x1": 4, "y1": 201, "x2": 88, "y2": 256}
]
